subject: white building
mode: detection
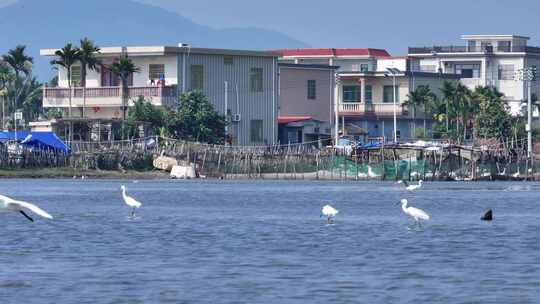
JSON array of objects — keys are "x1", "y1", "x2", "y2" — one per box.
[
  {"x1": 41, "y1": 46, "x2": 279, "y2": 145},
  {"x1": 408, "y1": 34, "x2": 540, "y2": 115}
]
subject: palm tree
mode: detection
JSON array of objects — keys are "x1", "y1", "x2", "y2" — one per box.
[
  {"x1": 440, "y1": 81, "x2": 457, "y2": 132},
  {"x1": 108, "y1": 54, "x2": 140, "y2": 122},
  {"x1": 404, "y1": 85, "x2": 436, "y2": 138},
  {"x1": 2, "y1": 45, "x2": 33, "y2": 78},
  {"x1": 0, "y1": 61, "x2": 11, "y2": 128},
  {"x1": 78, "y1": 38, "x2": 101, "y2": 118},
  {"x1": 50, "y1": 43, "x2": 81, "y2": 143}
]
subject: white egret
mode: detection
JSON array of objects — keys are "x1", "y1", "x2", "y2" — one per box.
[
  {"x1": 399, "y1": 199, "x2": 429, "y2": 226},
  {"x1": 399, "y1": 180, "x2": 423, "y2": 191},
  {"x1": 121, "y1": 185, "x2": 142, "y2": 217},
  {"x1": 321, "y1": 204, "x2": 338, "y2": 224},
  {"x1": 0, "y1": 194, "x2": 53, "y2": 222}
]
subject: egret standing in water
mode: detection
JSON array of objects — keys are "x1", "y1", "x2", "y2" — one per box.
[
  {"x1": 0, "y1": 194, "x2": 53, "y2": 222},
  {"x1": 121, "y1": 185, "x2": 142, "y2": 218},
  {"x1": 321, "y1": 204, "x2": 339, "y2": 224},
  {"x1": 398, "y1": 199, "x2": 429, "y2": 227},
  {"x1": 398, "y1": 180, "x2": 424, "y2": 192}
]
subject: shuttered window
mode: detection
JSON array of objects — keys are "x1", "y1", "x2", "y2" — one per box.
[
  {"x1": 250, "y1": 68, "x2": 263, "y2": 92},
  {"x1": 149, "y1": 64, "x2": 165, "y2": 80},
  {"x1": 70, "y1": 66, "x2": 81, "y2": 87},
  {"x1": 307, "y1": 80, "x2": 316, "y2": 99},
  {"x1": 250, "y1": 119, "x2": 263, "y2": 143},
  {"x1": 190, "y1": 65, "x2": 204, "y2": 91},
  {"x1": 383, "y1": 85, "x2": 399, "y2": 103}
]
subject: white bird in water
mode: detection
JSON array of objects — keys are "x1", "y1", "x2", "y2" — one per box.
[
  {"x1": 398, "y1": 199, "x2": 429, "y2": 227},
  {"x1": 0, "y1": 194, "x2": 53, "y2": 222},
  {"x1": 121, "y1": 185, "x2": 142, "y2": 218},
  {"x1": 321, "y1": 204, "x2": 339, "y2": 224},
  {"x1": 398, "y1": 180, "x2": 423, "y2": 191}
]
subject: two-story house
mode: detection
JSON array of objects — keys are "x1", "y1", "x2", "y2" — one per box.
[
  {"x1": 408, "y1": 34, "x2": 540, "y2": 115},
  {"x1": 41, "y1": 45, "x2": 279, "y2": 146},
  {"x1": 276, "y1": 48, "x2": 458, "y2": 141}
]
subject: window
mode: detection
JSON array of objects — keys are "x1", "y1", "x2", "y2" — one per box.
[
  {"x1": 307, "y1": 80, "x2": 316, "y2": 99},
  {"x1": 420, "y1": 65, "x2": 436, "y2": 72},
  {"x1": 498, "y1": 64, "x2": 515, "y2": 80},
  {"x1": 250, "y1": 68, "x2": 263, "y2": 92},
  {"x1": 365, "y1": 85, "x2": 373, "y2": 103},
  {"x1": 455, "y1": 64, "x2": 481, "y2": 78},
  {"x1": 149, "y1": 64, "x2": 165, "y2": 81},
  {"x1": 497, "y1": 41, "x2": 511, "y2": 52},
  {"x1": 360, "y1": 64, "x2": 369, "y2": 72},
  {"x1": 224, "y1": 55, "x2": 234, "y2": 65},
  {"x1": 383, "y1": 85, "x2": 399, "y2": 103},
  {"x1": 467, "y1": 40, "x2": 477, "y2": 52},
  {"x1": 190, "y1": 65, "x2": 204, "y2": 90},
  {"x1": 70, "y1": 66, "x2": 81, "y2": 87},
  {"x1": 250, "y1": 120, "x2": 263, "y2": 143},
  {"x1": 343, "y1": 86, "x2": 360, "y2": 103},
  {"x1": 533, "y1": 65, "x2": 537, "y2": 81}
]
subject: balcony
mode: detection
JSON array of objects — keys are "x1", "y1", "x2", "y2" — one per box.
[
  {"x1": 408, "y1": 45, "x2": 540, "y2": 55},
  {"x1": 338, "y1": 102, "x2": 406, "y2": 117},
  {"x1": 43, "y1": 85, "x2": 178, "y2": 108}
]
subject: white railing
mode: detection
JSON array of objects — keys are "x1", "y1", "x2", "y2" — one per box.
[{"x1": 338, "y1": 102, "x2": 404, "y2": 116}]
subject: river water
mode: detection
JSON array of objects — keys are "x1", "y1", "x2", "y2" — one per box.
[{"x1": 1, "y1": 179, "x2": 540, "y2": 303}]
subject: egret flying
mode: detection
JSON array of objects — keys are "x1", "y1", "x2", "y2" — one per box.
[
  {"x1": 399, "y1": 199, "x2": 429, "y2": 226},
  {"x1": 398, "y1": 180, "x2": 423, "y2": 192},
  {"x1": 0, "y1": 194, "x2": 53, "y2": 222},
  {"x1": 121, "y1": 185, "x2": 142, "y2": 217},
  {"x1": 321, "y1": 204, "x2": 339, "y2": 224}
]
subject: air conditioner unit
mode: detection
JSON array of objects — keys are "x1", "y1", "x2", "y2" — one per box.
[{"x1": 232, "y1": 114, "x2": 241, "y2": 122}]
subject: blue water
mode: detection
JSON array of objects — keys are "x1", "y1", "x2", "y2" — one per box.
[{"x1": 1, "y1": 179, "x2": 540, "y2": 303}]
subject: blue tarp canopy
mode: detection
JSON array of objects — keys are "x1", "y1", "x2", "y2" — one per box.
[{"x1": 0, "y1": 131, "x2": 71, "y2": 154}]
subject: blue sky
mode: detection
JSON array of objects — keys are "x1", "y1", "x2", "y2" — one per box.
[{"x1": 3, "y1": 0, "x2": 540, "y2": 55}]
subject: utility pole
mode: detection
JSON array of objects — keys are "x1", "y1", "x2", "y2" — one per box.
[
  {"x1": 224, "y1": 81, "x2": 228, "y2": 144},
  {"x1": 334, "y1": 73, "x2": 340, "y2": 144},
  {"x1": 386, "y1": 68, "x2": 401, "y2": 143},
  {"x1": 515, "y1": 67, "x2": 536, "y2": 159}
]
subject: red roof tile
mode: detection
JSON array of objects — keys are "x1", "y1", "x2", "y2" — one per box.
[{"x1": 273, "y1": 48, "x2": 391, "y2": 58}]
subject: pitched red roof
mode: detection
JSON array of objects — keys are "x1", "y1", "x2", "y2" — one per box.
[
  {"x1": 274, "y1": 48, "x2": 391, "y2": 58},
  {"x1": 278, "y1": 116, "x2": 313, "y2": 124}
]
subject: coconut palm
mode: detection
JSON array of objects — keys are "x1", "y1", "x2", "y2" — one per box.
[
  {"x1": 440, "y1": 80, "x2": 457, "y2": 132},
  {"x1": 50, "y1": 43, "x2": 81, "y2": 143},
  {"x1": 2, "y1": 45, "x2": 33, "y2": 78},
  {"x1": 404, "y1": 85, "x2": 436, "y2": 137},
  {"x1": 78, "y1": 38, "x2": 101, "y2": 118},
  {"x1": 108, "y1": 54, "x2": 140, "y2": 122}
]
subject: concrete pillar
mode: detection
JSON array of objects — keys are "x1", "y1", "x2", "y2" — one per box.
[
  {"x1": 360, "y1": 77, "x2": 366, "y2": 103},
  {"x1": 481, "y1": 58, "x2": 487, "y2": 86}
]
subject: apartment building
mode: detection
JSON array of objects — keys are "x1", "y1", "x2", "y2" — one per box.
[
  {"x1": 277, "y1": 63, "x2": 337, "y2": 145},
  {"x1": 408, "y1": 34, "x2": 540, "y2": 115},
  {"x1": 276, "y1": 49, "x2": 457, "y2": 141},
  {"x1": 41, "y1": 46, "x2": 279, "y2": 145}
]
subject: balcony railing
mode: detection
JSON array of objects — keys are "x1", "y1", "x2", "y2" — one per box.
[
  {"x1": 408, "y1": 45, "x2": 540, "y2": 55},
  {"x1": 338, "y1": 102, "x2": 405, "y2": 116},
  {"x1": 43, "y1": 85, "x2": 178, "y2": 99}
]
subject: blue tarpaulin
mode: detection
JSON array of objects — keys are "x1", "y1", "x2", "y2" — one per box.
[{"x1": 0, "y1": 131, "x2": 70, "y2": 154}]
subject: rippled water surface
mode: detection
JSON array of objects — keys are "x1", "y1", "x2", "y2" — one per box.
[{"x1": 1, "y1": 179, "x2": 540, "y2": 303}]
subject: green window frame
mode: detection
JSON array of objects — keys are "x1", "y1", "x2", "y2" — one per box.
[
  {"x1": 383, "y1": 85, "x2": 399, "y2": 103},
  {"x1": 307, "y1": 80, "x2": 316, "y2": 99},
  {"x1": 190, "y1": 65, "x2": 204, "y2": 91},
  {"x1": 70, "y1": 66, "x2": 81, "y2": 87},
  {"x1": 365, "y1": 85, "x2": 373, "y2": 102},
  {"x1": 149, "y1": 64, "x2": 165, "y2": 81},
  {"x1": 343, "y1": 85, "x2": 360, "y2": 103},
  {"x1": 360, "y1": 64, "x2": 369, "y2": 72},
  {"x1": 250, "y1": 68, "x2": 263, "y2": 92},
  {"x1": 250, "y1": 119, "x2": 264, "y2": 143}
]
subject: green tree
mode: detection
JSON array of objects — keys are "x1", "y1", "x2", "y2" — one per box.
[
  {"x1": 108, "y1": 54, "x2": 140, "y2": 122},
  {"x1": 167, "y1": 91, "x2": 226, "y2": 144},
  {"x1": 404, "y1": 85, "x2": 437, "y2": 138},
  {"x1": 50, "y1": 43, "x2": 81, "y2": 119},
  {"x1": 2, "y1": 45, "x2": 33, "y2": 78},
  {"x1": 474, "y1": 86, "x2": 511, "y2": 139},
  {"x1": 78, "y1": 38, "x2": 101, "y2": 118},
  {"x1": 126, "y1": 96, "x2": 165, "y2": 137}
]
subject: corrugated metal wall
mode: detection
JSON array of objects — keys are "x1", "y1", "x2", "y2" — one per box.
[{"x1": 179, "y1": 53, "x2": 278, "y2": 146}]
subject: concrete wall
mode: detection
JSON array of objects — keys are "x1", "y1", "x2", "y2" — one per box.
[{"x1": 278, "y1": 65, "x2": 334, "y2": 123}]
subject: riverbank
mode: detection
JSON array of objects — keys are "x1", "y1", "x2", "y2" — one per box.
[{"x1": 0, "y1": 168, "x2": 170, "y2": 179}]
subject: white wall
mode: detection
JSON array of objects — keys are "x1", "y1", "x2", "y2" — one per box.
[{"x1": 376, "y1": 58, "x2": 407, "y2": 72}]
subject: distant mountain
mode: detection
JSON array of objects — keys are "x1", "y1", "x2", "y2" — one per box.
[{"x1": 0, "y1": 0, "x2": 309, "y2": 81}]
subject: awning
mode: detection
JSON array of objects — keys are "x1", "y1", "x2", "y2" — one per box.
[
  {"x1": 0, "y1": 131, "x2": 71, "y2": 154},
  {"x1": 278, "y1": 115, "x2": 313, "y2": 124}
]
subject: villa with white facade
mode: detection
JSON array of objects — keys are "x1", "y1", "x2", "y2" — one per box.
[
  {"x1": 408, "y1": 34, "x2": 540, "y2": 115},
  {"x1": 41, "y1": 46, "x2": 279, "y2": 145}
]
